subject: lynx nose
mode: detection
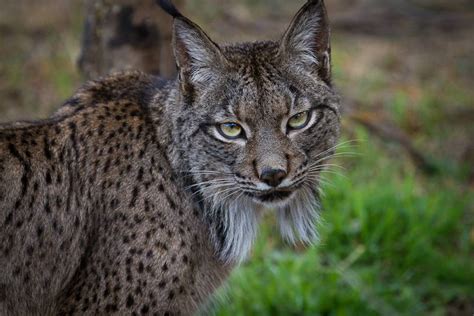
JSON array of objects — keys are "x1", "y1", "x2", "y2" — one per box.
[{"x1": 260, "y1": 168, "x2": 287, "y2": 187}]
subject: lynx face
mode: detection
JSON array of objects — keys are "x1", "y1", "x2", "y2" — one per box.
[{"x1": 166, "y1": 0, "x2": 340, "y2": 262}]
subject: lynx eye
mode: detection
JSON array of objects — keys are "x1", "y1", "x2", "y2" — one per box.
[
  {"x1": 218, "y1": 122, "x2": 244, "y2": 139},
  {"x1": 287, "y1": 111, "x2": 310, "y2": 130}
]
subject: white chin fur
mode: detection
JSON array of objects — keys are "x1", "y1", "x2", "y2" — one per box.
[
  {"x1": 276, "y1": 188, "x2": 320, "y2": 245},
  {"x1": 211, "y1": 197, "x2": 260, "y2": 264},
  {"x1": 209, "y1": 187, "x2": 319, "y2": 264}
]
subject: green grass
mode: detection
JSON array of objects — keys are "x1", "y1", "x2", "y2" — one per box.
[{"x1": 212, "y1": 129, "x2": 474, "y2": 316}]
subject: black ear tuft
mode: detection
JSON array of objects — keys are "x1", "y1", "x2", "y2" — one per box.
[{"x1": 156, "y1": 0, "x2": 183, "y2": 18}]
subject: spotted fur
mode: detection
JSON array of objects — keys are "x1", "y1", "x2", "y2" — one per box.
[{"x1": 0, "y1": 0, "x2": 340, "y2": 314}]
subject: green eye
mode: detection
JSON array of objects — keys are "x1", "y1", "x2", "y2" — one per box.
[
  {"x1": 288, "y1": 111, "x2": 310, "y2": 130},
  {"x1": 218, "y1": 122, "x2": 244, "y2": 139}
]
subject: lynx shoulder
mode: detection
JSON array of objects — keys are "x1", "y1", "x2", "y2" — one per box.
[{"x1": 0, "y1": 1, "x2": 340, "y2": 315}]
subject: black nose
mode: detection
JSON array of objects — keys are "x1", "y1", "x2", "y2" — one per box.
[{"x1": 260, "y1": 168, "x2": 287, "y2": 187}]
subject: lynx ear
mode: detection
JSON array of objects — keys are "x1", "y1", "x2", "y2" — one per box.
[
  {"x1": 279, "y1": 0, "x2": 331, "y2": 84},
  {"x1": 157, "y1": 0, "x2": 227, "y2": 87}
]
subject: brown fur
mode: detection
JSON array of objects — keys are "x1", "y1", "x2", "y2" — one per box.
[{"x1": 1, "y1": 71, "x2": 230, "y2": 315}]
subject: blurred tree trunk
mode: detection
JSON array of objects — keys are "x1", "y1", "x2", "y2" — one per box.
[{"x1": 79, "y1": 0, "x2": 182, "y2": 80}]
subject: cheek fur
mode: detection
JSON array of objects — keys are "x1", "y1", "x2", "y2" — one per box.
[
  {"x1": 299, "y1": 113, "x2": 338, "y2": 155},
  {"x1": 191, "y1": 134, "x2": 239, "y2": 169}
]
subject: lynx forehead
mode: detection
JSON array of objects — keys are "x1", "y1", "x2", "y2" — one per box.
[{"x1": 0, "y1": 0, "x2": 340, "y2": 315}]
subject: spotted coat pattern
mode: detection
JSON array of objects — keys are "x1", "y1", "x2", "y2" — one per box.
[
  {"x1": 0, "y1": 0, "x2": 340, "y2": 314},
  {"x1": 0, "y1": 72, "x2": 230, "y2": 315}
]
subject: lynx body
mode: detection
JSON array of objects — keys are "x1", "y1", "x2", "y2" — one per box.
[{"x1": 0, "y1": 1, "x2": 340, "y2": 314}]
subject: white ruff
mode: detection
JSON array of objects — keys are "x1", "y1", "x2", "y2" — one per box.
[
  {"x1": 210, "y1": 197, "x2": 259, "y2": 264},
  {"x1": 277, "y1": 188, "x2": 320, "y2": 245},
  {"x1": 207, "y1": 187, "x2": 319, "y2": 264}
]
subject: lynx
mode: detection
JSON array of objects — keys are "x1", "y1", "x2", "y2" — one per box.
[{"x1": 0, "y1": 0, "x2": 340, "y2": 314}]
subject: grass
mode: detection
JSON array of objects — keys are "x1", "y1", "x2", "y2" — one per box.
[{"x1": 212, "y1": 129, "x2": 474, "y2": 315}]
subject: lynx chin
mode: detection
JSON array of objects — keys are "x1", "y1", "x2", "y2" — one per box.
[{"x1": 0, "y1": 0, "x2": 340, "y2": 314}]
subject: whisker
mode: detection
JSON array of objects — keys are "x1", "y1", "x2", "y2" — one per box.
[
  {"x1": 307, "y1": 167, "x2": 347, "y2": 179},
  {"x1": 318, "y1": 169, "x2": 348, "y2": 179},
  {"x1": 310, "y1": 151, "x2": 359, "y2": 166},
  {"x1": 318, "y1": 175, "x2": 335, "y2": 188},
  {"x1": 180, "y1": 170, "x2": 234, "y2": 176},
  {"x1": 307, "y1": 172, "x2": 342, "y2": 180},
  {"x1": 305, "y1": 173, "x2": 335, "y2": 188},
  {"x1": 219, "y1": 188, "x2": 242, "y2": 204},
  {"x1": 209, "y1": 189, "x2": 242, "y2": 208},
  {"x1": 186, "y1": 179, "x2": 234, "y2": 190},
  {"x1": 307, "y1": 163, "x2": 346, "y2": 171},
  {"x1": 189, "y1": 182, "x2": 236, "y2": 201},
  {"x1": 311, "y1": 140, "x2": 359, "y2": 161}
]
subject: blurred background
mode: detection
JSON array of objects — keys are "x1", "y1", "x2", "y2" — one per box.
[{"x1": 0, "y1": 0, "x2": 473, "y2": 315}]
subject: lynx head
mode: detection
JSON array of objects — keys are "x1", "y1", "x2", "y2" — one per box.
[{"x1": 160, "y1": 0, "x2": 341, "y2": 262}]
